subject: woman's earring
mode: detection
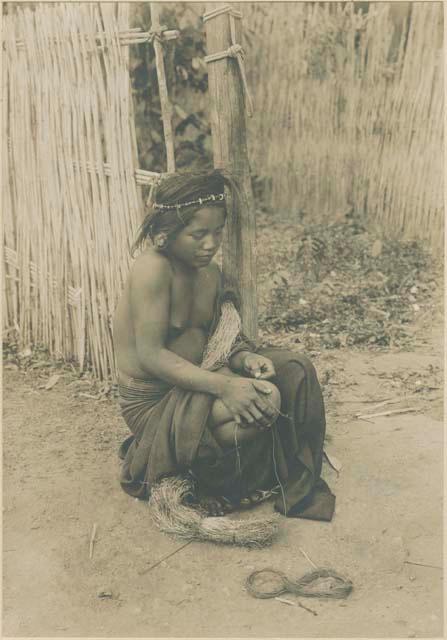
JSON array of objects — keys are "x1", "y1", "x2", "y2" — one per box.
[{"x1": 154, "y1": 233, "x2": 168, "y2": 249}]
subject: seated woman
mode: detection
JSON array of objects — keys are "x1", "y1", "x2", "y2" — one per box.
[{"x1": 113, "y1": 170, "x2": 335, "y2": 520}]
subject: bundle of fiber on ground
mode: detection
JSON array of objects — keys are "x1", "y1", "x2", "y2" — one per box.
[{"x1": 149, "y1": 477, "x2": 279, "y2": 548}]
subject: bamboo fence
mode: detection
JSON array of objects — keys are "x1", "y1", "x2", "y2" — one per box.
[
  {"x1": 2, "y1": 3, "x2": 159, "y2": 380},
  {"x1": 244, "y1": 2, "x2": 444, "y2": 251},
  {"x1": 2, "y1": 2, "x2": 444, "y2": 381}
]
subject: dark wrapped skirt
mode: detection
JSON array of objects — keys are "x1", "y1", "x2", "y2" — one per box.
[{"x1": 118, "y1": 348, "x2": 335, "y2": 521}]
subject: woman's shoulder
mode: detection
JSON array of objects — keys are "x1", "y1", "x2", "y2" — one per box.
[{"x1": 129, "y1": 249, "x2": 173, "y2": 288}]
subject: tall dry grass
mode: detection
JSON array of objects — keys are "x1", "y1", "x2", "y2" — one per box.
[
  {"x1": 245, "y1": 2, "x2": 443, "y2": 252},
  {"x1": 3, "y1": 4, "x2": 148, "y2": 379}
]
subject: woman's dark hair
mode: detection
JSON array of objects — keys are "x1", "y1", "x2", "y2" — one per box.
[{"x1": 131, "y1": 169, "x2": 241, "y2": 256}]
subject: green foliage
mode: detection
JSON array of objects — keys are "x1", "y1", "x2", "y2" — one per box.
[
  {"x1": 257, "y1": 210, "x2": 438, "y2": 350},
  {"x1": 130, "y1": 3, "x2": 212, "y2": 172}
]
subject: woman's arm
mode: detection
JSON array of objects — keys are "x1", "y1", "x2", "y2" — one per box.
[
  {"x1": 228, "y1": 350, "x2": 250, "y2": 373},
  {"x1": 130, "y1": 253, "x2": 275, "y2": 425},
  {"x1": 130, "y1": 253, "x2": 227, "y2": 396},
  {"x1": 229, "y1": 350, "x2": 276, "y2": 379}
]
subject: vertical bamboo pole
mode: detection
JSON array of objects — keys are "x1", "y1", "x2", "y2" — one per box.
[
  {"x1": 150, "y1": 2, "x2": 175, "y2": 173},
  {"x1": 118, "y1": 3, "x2": 145, "y2": 218},
  {"x1": 204, "y1": 2, "x2": 257, "y2": 339}
]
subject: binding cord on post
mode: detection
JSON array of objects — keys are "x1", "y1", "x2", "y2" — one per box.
[
  {"x1": 147, "y1": 25, "x2": 179, "y2": 44},
  {"x1": 203, "y1": 5, "x2": 242, "y2": 23},
  {"x1": 203, "y1": 5, "x2": 254, "y2": 117}
]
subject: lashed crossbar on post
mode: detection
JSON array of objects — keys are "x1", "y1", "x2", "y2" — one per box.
[
  {"x1": 12, "y1": 27, "x2": 179, "y2": 50},
  {"x1": 150, "y1": 3, "x2": 176, "y2": 173},
  {"x1": 72, "y1": 161, "x2": 161, "y2": 186},
  {"x1": 202, "y1": 6, "x2": 242, "y2": 22},
  {"x1": 203, "y1": 5, "x2": 254, "y2": 117}
]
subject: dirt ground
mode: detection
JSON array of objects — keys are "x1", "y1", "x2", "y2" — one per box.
[{"x1": 3, "y1": 303, "x2": 443, "y2": 638}]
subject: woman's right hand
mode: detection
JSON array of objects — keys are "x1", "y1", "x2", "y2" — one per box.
[{"x1": 217, "y1": 376, "x2": 273, "y2": 426}]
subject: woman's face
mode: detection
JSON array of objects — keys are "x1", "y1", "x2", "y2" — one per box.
[{"x1": 168, "y1": 206, "x2": 226, "y2": 269}]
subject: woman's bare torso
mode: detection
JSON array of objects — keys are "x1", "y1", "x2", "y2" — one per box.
[{"x1": 113, "y1": 251, "x2": 220, "y2": 379}]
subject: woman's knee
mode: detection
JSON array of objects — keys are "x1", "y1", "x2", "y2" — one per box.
[
  {"x1": 210, "y1": 380, "x2": 281, "y2": 428},
  {"x1": 279, "y1": 356, "x2": 320, "y2": 391},
  {"x1": 261, "y1": 380, "x2": 281, "y2": 409},
  {"x1": 209, "y1": 398, "x2": 232, "y2": 427},
  {"x1": 216, "y1": 422, "x2": 260, "y2": 446},
  {"x1": 294, "y1": 354, "x2": 318, "y2": 381}
]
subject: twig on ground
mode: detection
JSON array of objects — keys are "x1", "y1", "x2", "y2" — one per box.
[
  {"x1": 356, "y1": 407, "x2": 420, "y2": 420},
  {"x1": 404, "y1": 560, "x2": 442, "y2": 570},
  {"x1": 298, "y1": 601, "x2": 319, "y2": 616},
  {"x1": 369, "y1": 397, "x2": 411, "y2": 411},
  {"x1": 138, "y1": 540, "x2": 193, "y2": 575},
  {"x1": 369, "y1": 391, "x2": 441, "y2": 412},
  {"x1": 89, "y1": 523, "x2": 97, "y2": 559},
  {"x1": 323, "y1": 450, "x2": 342, "y2": 474},
  {"x1": 299, "y1": 547, "x2": 318, "y2": 569},
  {"x1": 337, "y1": 397, "x2": 393, "y2": 404},
  {"x1": 275, "y1": 597, "x2": 318, "y2": 615},
  {"x1": 275, "y1": 597, "x2": 295, "y2": 606}
]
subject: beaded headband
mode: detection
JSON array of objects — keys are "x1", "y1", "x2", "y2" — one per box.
[{"x1": 152, "y1": 192, "x2": 226, "y2": 211}]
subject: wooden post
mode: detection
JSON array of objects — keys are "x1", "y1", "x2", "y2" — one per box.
[
  {"x1": 150, "y1": 2, "x2": 176, "y2": 173},
  {"x1": 204, "y1": 2, "x2": 257, "y2": 339}
]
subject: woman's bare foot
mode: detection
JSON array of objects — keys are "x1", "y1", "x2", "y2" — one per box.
[
  {"x1": 200, "y1": 487, "x2": 280, "y2": 515},
  {"x1": 183, "y1": 475, "x2": 235, "y2": 517},
  {"x1": 239, "y1": 486, "x2": 281, "y2": 509},
  {"x1": 199, "y1": 495, "x2": 235, "y2": 517}
]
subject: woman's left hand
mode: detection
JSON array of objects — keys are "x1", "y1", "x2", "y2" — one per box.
[{"x1": 242, "y1": 354, "x2": 276, "y2": 380}]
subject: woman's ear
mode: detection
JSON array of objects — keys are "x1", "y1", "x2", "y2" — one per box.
[{"x1": 154, "y1": 233, "x2": 168, "y2": 250}]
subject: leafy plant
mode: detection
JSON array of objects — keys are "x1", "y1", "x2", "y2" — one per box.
[
  {"x1": 129, "y1": 3, "x2": 212, "y2": 172},
  {"x1": 257, "y1": 209, "x2": 438, "y2": 350}
]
